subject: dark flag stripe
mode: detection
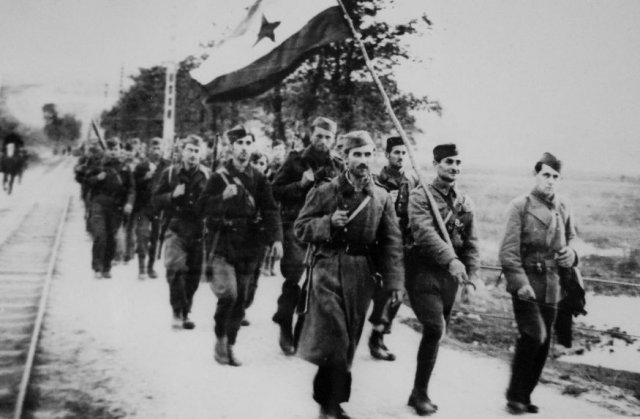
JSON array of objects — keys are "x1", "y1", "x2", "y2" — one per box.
[{"x1": 201, "y1": 6, "x2": 349, "y2": 103}]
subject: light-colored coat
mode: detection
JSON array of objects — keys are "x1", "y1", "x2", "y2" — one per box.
[{"x1": 499, "y1": 190, "x2": 578, "y2": 304}]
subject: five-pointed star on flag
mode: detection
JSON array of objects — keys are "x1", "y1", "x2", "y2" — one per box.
[{"x1": 254, "y1": 14, "x2": 281, "y2": 46}]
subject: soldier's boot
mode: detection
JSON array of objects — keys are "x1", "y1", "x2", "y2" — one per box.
[
  {"x1": 214, "y1": 336, "x2": 230, "y2": 365},
  {"x1": 137, "y1": 255, "x2": 147, "y2": 280},
  {"x1": 369, "y1": 330, "x2": 396, "y2": 361},
  {"x1": 147, "y1": 259, "x2": 158, "y2": 279},
  {"x1": 277, "y1": 320, "x2": 296, "y2": 356},
  {"x1": 171, "y1": 310, "x2": 182, "y2": 329},
  {"x1": 182, "y1": 310, "x2": 195, "y2": 330},
  {"x1": 226, "y1": 344, "x2": 242, "y2": 367},
  {"x1": 408, "y1": 388, "x2": 438, "y2": 416},
  {"x1": 267, "y1": 255, "x2": 276, "y2": 276}
]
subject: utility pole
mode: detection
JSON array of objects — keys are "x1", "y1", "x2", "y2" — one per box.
[{"x1": 162, "y1": 0, "x2": 178, "y2": 157}]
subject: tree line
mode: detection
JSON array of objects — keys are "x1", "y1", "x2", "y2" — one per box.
[{"x1": 101, "y1": 0, "x2": 442, "y2": 146}]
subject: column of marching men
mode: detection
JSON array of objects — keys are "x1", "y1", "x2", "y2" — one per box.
[{"x1": 73, "y1": 120, "x2": 580, "y2": 419}]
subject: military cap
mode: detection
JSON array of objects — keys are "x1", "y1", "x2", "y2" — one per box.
[
  {"x1": 150, "y1": 137, "x2": 163, "y2": 146},
  {"x1": 226, "y1": 125, "x2": 253, "y2": 143},
  {"x1": 433, "y1": 143, "x2": 458, "y2": 162},
  {"x1": 311, "y1": 116, "x2": 337, "y2": 134},
  {"x1": 343, "y1": 130, "x2": 375, "y2": 153},
  {"x1": 536, "y1": 152, "x2": 562, "y2": 173},
  {"x1": 385, "y1": 136, "x2": 405, "y2": 153},
  {"x1": 182, "y1": 134, "x2": 204, "y2": 148},
  {"x1": 105, "y1": 137, "x2": 121, "y2": 149}
]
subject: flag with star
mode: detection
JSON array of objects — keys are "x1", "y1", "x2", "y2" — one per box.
[{"x1": 191, "y1": 0, "x2": 350, "y2": 102}]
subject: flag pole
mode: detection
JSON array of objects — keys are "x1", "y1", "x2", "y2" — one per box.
[{"x1": 335, "y1": 0, "x2": 452, "y2": 246}]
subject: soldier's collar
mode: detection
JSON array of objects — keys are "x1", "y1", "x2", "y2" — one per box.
[
  {"x1": 431, "y1": 176, "x2": 456, "y2": 197},
  {"x1": 226, "y1": 159, "x2": 253, "y2": 177},
  {"x1": 342, "y1": 171, "x2": 373, "y2": 196},
  {"x1": 301, "y1": 144, "x2": 331, "y2": 165},
  {"x1": 530, "y1": 188, "x2": 558, "y2": 209}
]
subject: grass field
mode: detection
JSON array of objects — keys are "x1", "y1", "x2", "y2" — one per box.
[{"x1": 405, "y1": 163, "x2": 640, "y2": 281}]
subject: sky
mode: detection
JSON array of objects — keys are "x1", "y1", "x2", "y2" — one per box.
[{"x1": 1, "y1": 0, "x2": 640, "y2": 174}]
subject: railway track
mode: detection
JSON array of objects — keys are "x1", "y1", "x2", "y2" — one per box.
[{"x1": 0, "y1": 159, "x2": 72, "y2": 419}]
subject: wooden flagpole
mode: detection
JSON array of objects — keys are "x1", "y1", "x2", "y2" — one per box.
[{"x1": 335, "y1": 0, "x2": 452, "y2": 246}]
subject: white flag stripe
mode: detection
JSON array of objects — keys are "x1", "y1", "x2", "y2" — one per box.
[{"x1": 191, "y1": 0, "x2": 338, "y2": 85}]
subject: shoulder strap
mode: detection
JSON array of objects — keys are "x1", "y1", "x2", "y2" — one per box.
[
  {"x1": 345, "y1": 195, "x2": 371, "y2": 226},
  {"x1": 218, "y1": 167, "x2": 256, "y2": 209}
]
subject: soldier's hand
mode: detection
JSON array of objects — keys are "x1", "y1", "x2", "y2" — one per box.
[
  {"x1": 300, "y1": 169, "x2": 315, "y2": 186},
  {"x1": 461, "y1": 283, "x2": 475, "y2": 305},
  {"x1": 123, "y1": 203, "x2": 133, "y2": 215},
  {"x1": 517, "y1": 285, "x2": 536, "y2": 300},
  {"x1": 172, "y1": 184, "x2": 185, "y2": 198},
  {"x1": 271, "y1": 241, "x2": 283, "y2": 259},
  {"x1": 222, "y1": 184, "x2": 238, "y2": 200},
  {"x1": 144, "y1": 163, "x2": 156, "y2": 180},
  {"x1": 331, "y1": 209, "x2": 349, "y2": 228},
  {"x1": 389, "y1": 190, "x2": 399, "y2": 202},
  {"x1": 390, "y1": 289, "x2": 404, "y2": 305},
  {"x1": 556, "y1": 247, "x2": 576, "y2": 268},
  {"x1": 96, "y1": 172, "x2": 107, "y2": 181},
  {"x1": 448, "y1": 259, "x2": 468, "y2": 285}
]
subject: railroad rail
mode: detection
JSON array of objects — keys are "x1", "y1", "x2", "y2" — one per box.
[{"x1": 0, "y1": 160, "x2": 72, "y2": 419}]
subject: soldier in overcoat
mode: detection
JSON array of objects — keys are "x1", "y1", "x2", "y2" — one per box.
[
  {"x1": 499, "y1": 152, "x2": 578, "y2": 414},
  {"x1": 294, "y1": 131, "x2": 404, "y2": 419},
  {"x1": 405, "y1": 143, "x2": 480, "y2": 415},
  {"x1": 271, "y1": 116, "x2": 344, "y2": 355},
  {"x1": 199, "y1": 126, "x2": 283, "y2": 366},
  {"x1": 151, "y1": 135, "x2": 209, "y2": 330}
]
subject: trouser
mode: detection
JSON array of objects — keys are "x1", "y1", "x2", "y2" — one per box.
[
  {"x1": 273, "y1": 223, "x2": 306, "y2": 326},
  {"x1": 210, "y1": 254, "x2": 261, "y2": 345},
  {"x1": 163, "y1": 230, "x2": 203, "y2": 317},
  {"x1": 133, "y1": 210, "x2": 156, "y2": 270},
  {"x1": 507, "y1": 296, "x2": 557, "y2": 404},
  {"x1": 313, "y1": 363, "x2": 352, "y2": 407},
  {"x1": 368, "y1": 284, "x2": 402, "y2": 333},
  {"x1": 406, "y1": 250, "x2": 459, "y2": 397},
  {"x1": 245, "y1": 245, "x2": 269, "y2": 310},
  {"x1": 3, "y1": 172, "x2": 15, "y2": 194},
  {"x1": 89, "y1": 201, "x2": 123, "y2": 273},
  {"x1": 124, "y1": 214, "x2": 135, "y2": 261},
  {"x1": 147, "y1": 213, "x2": 160, "y2": 271}
]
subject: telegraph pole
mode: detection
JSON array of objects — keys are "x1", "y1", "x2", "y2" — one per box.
[{"x1": 162, "y1": 0, "x2": 178, "y2": 157}]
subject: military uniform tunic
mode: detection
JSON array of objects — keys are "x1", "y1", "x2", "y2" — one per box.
[
  {"x1": 198, "y1": 160, "x2": 282, "y2": 345},
  {"x1": 271, "y1": 145, "x2": 343, "y2": 326},
  {"x1": 152, "y1": 163, "x2": 209, "y2": 317},
  {"x1": 85, "y1": 156, "x2": 135, "y2": 273},
  {"x1": 405, "y1": 176, "x2": 479, "y2": 396}
]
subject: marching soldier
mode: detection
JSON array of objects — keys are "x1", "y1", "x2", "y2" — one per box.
[
  {"x1": 84, "y1": 138, "x2": 135, "y2": 279},
  {"x1": 74, "y1": 144, "x2": 103, "y2": 231},
  {"x1": 405, "y1": 143, "x2": 480, "y2": 415},
  {"x1": 151, "y1": 135, "x2": 209, "y2": 329},
  {"x1": 199, "y1": 126, "x2": 283, "y2": 366},
  {"x1": 499, "y1": 152, "x2": 579, "y2": 414},
  {"x1": 122, "y1": 140, "x2": 142, "y2": 263},
  {"x1": 294, "y1": 131, "x2": 404, "y2": 419},
  {"x1": 132, "y1": 137, "x2": 169, "y2": 279},
  {"x1": 271, "y1": 116, "x2": 343, "y2": 355},
  {"x1": 368, "y1": 136, "x2": 417, "y2": 361}
]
